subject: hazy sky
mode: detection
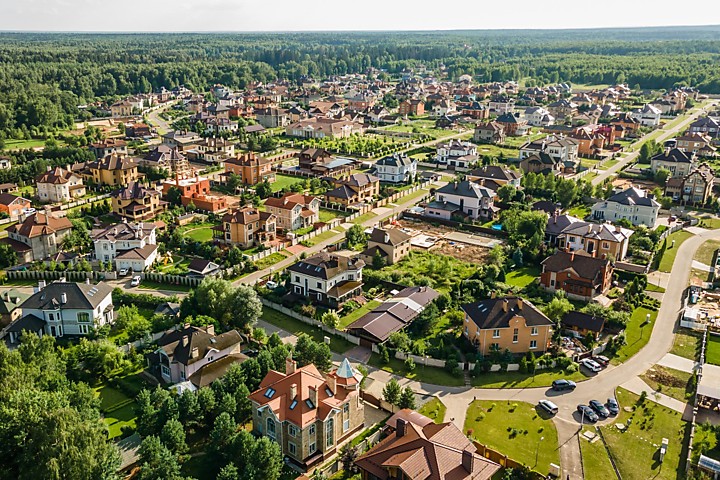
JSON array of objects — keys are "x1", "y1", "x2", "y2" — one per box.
[{"x1": 1, "y1": 0, "x2": 720, "y2": 32}]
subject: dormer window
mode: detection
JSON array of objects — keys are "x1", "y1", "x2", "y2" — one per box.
[{"x1": 264, "y1": 388, "x2": 276, "y2": 398}]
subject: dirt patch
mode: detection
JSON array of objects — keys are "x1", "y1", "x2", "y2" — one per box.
[
  {"x1": 645, "y1": 366, "x2": 687, "y2": 389},
  {"x1": 433, "y1": 240, "x2": 488, "y2": 263}
]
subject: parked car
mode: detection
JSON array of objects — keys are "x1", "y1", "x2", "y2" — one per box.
[
  {"x1": 593, "y1": 355, "x2": 610, "y2": 367},
  {"x1": 589, "y1": 399, "x2": 610, "y2": 418},
  {"x1": 607, "y1": 397, "x2": 620, "y2": 415},
  {"x1": 577, "y1": 405, "x2": 599, "y2": 423},
  {"x1": 580, "y1": 358, "x2": 602, "y2": 373},
  {"x1": 130, "y1": 275, "x2": 142, "y2": 287},
  {"x1": 265, "y1": 280, "x2": 278, "y2": 290},
  {"x1": 538, "y1": 399, "x2": 559, "y2": 415},
  {"x1": 551, "y1": 379, "x2": 577, "y2": 391},
  {"x1": 118, "y1": 268, "x2": 129, "y2": 276}
]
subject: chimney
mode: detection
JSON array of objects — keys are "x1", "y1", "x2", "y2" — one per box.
[
  {"x1": 286, "y1": 357, "x2": 297, "y2": 375},
  {"x1": 205, "y1": 324, "x2": 215, "y2": 336},
  {"x1": 517, "y1": 297, "x2": 523, "y2": 310},
  {"x1": 327, "y1": 374, "x2": 337, "y2": 395},
  {"x1": 490, "y1": 291, "x2": 497, "y2": 299},
  {"x1": 615, "y1": 225, "x2": 621, "y2": 233},
  {"x1": 553, "y1": 211, "x2": 558, "y2": 224},
  {"x1": 182, "y1": 335, "x2": 189, "y2": 347},
  {"x1": 396, "y1": 418, "x2": 408, "y2": 438},
  {"x1": 309, "y1": 385, "x2": 317, "y2": 406},
  {"x1": 290, "y1": 383, "x2": 297, "y2": 399},
  {"x1": 502, "y1": 299, "x2": 509, "y2": 312},
  {"x1": 462, "y1": 449, "x2": 476, "y2": 473},
  {"x1": 571, "y1": 251, "x2": 575, "y2": 262},
  {"x1": 191, "y1": 347, "x2": 199, "y2": 359},
  {"x1": 60, "y1": 293, "x2": 67, "y2": 304},
  {"x1": 587, "y1": 224, "x2": 592, "y2": 233}
]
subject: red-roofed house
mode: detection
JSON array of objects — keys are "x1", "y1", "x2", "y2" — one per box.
[
  {"x1": 250, "y1": 358, "x2": 364, "y2": 470},
  {"x1": 264, "y1": 192, "x2": 320, "y2": 231}
]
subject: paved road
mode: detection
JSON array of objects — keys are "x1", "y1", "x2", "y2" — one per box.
[
  {"x1": 145, "y1": 101, "x2": 178, "y2": 136},
  {"x1": 589, "y1": 104, "x2": 710, "y2": 186}
]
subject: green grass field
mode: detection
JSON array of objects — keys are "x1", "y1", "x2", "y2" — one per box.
[
  {"x1": 95, "y1": 385, "x2": 137, "y2": 439},
  {"x1": 418, "y1": 397, "x2": 446, "y2": 424},
  {"x1": 253, "y1": 252, "x2": 288, "y2": 270},
  {"x1": 261, "y1": 306, "x2": 354, "y2": 354},
  {"x1": 378, "y1": 250, "x2": 479, "y2": 294},
  {"x1": 137, "y1": 280, "x2": 192, "y2": 292},
  {"x1": 464, "y1": 400, "x2": 560, "y2": 474},
  {"x1": 695, "y1": 239, "x2": 720, "y2": 266},
  {"x1": 697, "y1": 217, "x2": 720, "y2": 230},
  {"x1": 580, "y1": 429, "x2": 617, "y2": 480},
  {"x1": 306, "y1": 229, "x2": 342, "y2": 247},
  {"x1": 640, "y1": 365, "x2": 694, "y2": 402},
  {"x1": 658, "y1": 230, "x2": 694, "y2": 272},
  {"x1": 353, "y1": 211, "x2": 378, "y2": 224},
  {"x1": 505, "y1": 266, "x2": 540, "y2": 288},
  {"x1": 271, "y1": 174, "x2": 305, "y2": 192},
  {"x1": 706, "y1": 334, "x2": 720, "y2": 366},
  {"x1": 601, "y1": 388, "x2": 687, "y2": 480},
  {"x1": 567, "y1": 205, "x2": 591, "y2": 219},
  {"x1": 368, "y1": 353, "x2": 465, "y2": 387},
  {"x1": 670, "y1": 330, "x2": 701, "y2": 361},
  {"x1": 611, "y1": 307, "x2": 658, "y2": 364},
  {"x1": 472, "y1": 368, "x2": 587, "y2": 389},
  {"x1": 339, "y1": 299, "x2": 381, "y2": 330}
]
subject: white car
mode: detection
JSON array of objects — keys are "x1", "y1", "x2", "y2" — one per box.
[
  {"x1": 265, "y1": 280, "x2": 278, "y2": 290},
  {"x1": 118, "y1": 268, "x2": 129, "y2": 276},
  {"x1": 580, "y1": 358, "x2": 602, "y2": 373},
  {"x1": 538, "y1": 399, "x2": 559, "y2": 415},
  {"x1": 130, "y1": 275, "x2": 142, "y2": 287}
]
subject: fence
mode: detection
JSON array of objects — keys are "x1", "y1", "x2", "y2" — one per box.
[
  {"x1": 685, "y1": 329, "x2": 707, "y2": 476},
  {"x1": 260, "y1": 299, "x2": 361, "y2": 346},
  {"x1": 7, "y1": 269, "x2": 101, "y2": 282},
  {"x1": 119, "y1": 330, "x2": 167, "y2": 353},
  {"x1": 141, "y1": 271, "x2": 203, "y2": 288},
  {"x1": 57, "y1": 193, "x2": 112, "y2": 211},
  {"x1": 472, "y1": 441, "x2": 547, "y2": 479}
]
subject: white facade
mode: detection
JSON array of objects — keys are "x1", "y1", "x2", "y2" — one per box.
[
  {"x1": 631, "y1": 104, "x2": 661, "y2": 127},
  {"x1": 489, "y1": 99, "x2": 515, "y2": 114},
  {"x1": 519, "y1": 136, "x2": 579, "y2": 164},
  {"x1": 524, "y1": 107, "x2": 555, "y2": 127},
  {"x1": 37, "y1": 175, "x2": 86, "y2": 203},
  {"x1": 436, "y1": 140, "x2": 478, "y2": 166},
  {"x1": 591, "y1": 189, "x2": 660, "y2": 227},
  {"x1": 375, "y1": 157, "x2": 418, "y2": 184},
  {"x1": 93, "y1": 223, "x2": 157, "y2": 271}
]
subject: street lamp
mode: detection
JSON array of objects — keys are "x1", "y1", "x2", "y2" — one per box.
[{"x1": 534, "y1": 436, "x2": 545, "y2": 467}]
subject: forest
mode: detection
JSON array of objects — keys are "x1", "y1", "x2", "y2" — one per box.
[{"x1": 1, "y1": 27, "x2": 720, "y2": 139}]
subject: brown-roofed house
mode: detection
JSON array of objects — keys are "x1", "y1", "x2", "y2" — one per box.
[
  {"x1": 90, "y1": 153, "x2": 141, "y2": 186},
  {"x1": 224, "y1": 152, "x2": 276, "y2": 186},
  {"x1": 360, "y1": 227, "x2": 412, "y2": 266},
  {"x1": 0, "y1": 193, "x2": 31, "y2": 221},
  {"x1": 540, "y1": 250, "x2": 613, "y2": 300},
  {"x1": 288, "y1": 252, "x2": 365, "y2": 308},
  {"x1": 88, "y1": 138, "x2": 128, "y2": 159},
  {"x1": 264, "y1": 192, "x2": 320, "y2": 232},
  {"x1": 112, "y1": 181, "x2": 167, "y2": 221},
  {"x1": 250, "y1": 358, "x2": 364, "y2": 470},
  {"x1": 325, "y1": 173, "x2": 380, "y2": 206},
  {"x1": 6, "y1": 212, "x2": 72, "y2": 262},
  {"x1": 36, "y1": 167, "x2": 86, "y2": 203},
  {"x1": 355, "y1": 412, "x2": 500, "y2": 480},
  {"x1": 215, "y1": 206, "x2": 276, "y2": 249}
]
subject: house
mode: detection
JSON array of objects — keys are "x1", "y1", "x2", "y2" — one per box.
[
  {"x1": 688, "y1": 116, "x2": 720, "y2": 138},
  {"x1": 665, "y1": 164, "x2": 716, "y2": 205},
  {"x1": 474, "y1": 121, "x2": 506, "y2": 144},
  {"x1": 0, "y1": 193, "x2": 31, "y2": 221},
  {"x1": 540, "y1": 250, "x2": 613, "y2": 300},
  {"x1": 2, "y1": 280, "x2": 114, "y2": 344},
  {"x1": 325, "y1": 173, "x2": 380, "y2": 206},
  {"x1": 366, "y1": 105, "x2": 393, "y2": 123},
  {"x1": 125, "y1": 123, "x2": 152, "y2": 138},
  {"x1": 147, "y1": 324, "x2": 243, "y2": 384},
  {"x1": 524, "y1": 106, "x2": 555, "y2": 127},
  {"x1": 297, "y1": 148, "x2": 355, "y2": 177},
  {"x1": 495, "y1": 113, "x2": 529, "y2": 136},
  {"x1": 187, "y1": 258, "x2": 222, "y2": 278},
  {"x1": 92, "y1": 221, "x2": 157, "y2": 272},
  {"x1": 287, "y1": 252, "x2": 364, "y2": 307},
  {"x1": 185, "y1": 137, "x2": 235, "y2": 164},
  {"x1": 144, "y1": 145, "x2": 192, "y2": 176},
  {"x1": 112, "y1": 181, "x2": 167, "y2": 221},
  {"x1": 0, "y1": 289, "x2": 29, "y2": 329},
  {"x1": 557, "y1": 222, "x2": 634, "y2": 261},
  {"x1": 548, "y1": 99, "x2": 578, "y2": 120},
  {"x1": 264, "y1": 193, "x2": 320, "y2": 232},
  {"x1": 398, "y1": 98, "x2": 425, "y2": 117},
  {"x1": 89, "y1": 154, "x2": 140, "y2": 187},
  {"x1": 461, "y1": 102, "x2": 489, "y2": 120},
  {"x1": 89, "y1": 138, "x2": 127, "y2": 159},
  {"x1": 489, "y1": 96, "x2": 515, "y2": 114},
  {"x1": 162, "y1": 174, "x2": 227, "y2": 213},
  {"x1": 373, "y1": 154, "x2": 417, "y2": 184},
  {"x1": 161, "y1": 131, "x2": 202, "y2": 151},
  {"x1": 110, "y1": 100, "x2": 134, "y2": 117},
  {"x1": 431, "y1": 99, "x2": 456, "y2": 118},
  {"x1": 360, "y1": 227, "x2": 412, "y2": 266},
  {"x1": 591, "y1": 187, "x2": 660, "y2": 227},
  {"x1": 631, "y1": 104, "x2": 662, "y2": 127},
  {"x1": 435, "y1": 140, "x2": 478, "y2": 168},
  {"x1": 611, "y1": 113, "x2": 641, "y2": 136},
  {"x1": 677, "y1": 133, "x2": 717, "y2": 157},
  {"x1": 519, "y1": 153, "x2": 560, "y2": 175},
  {"x1": 250, "y1": 358, "x2": 364, "y2": 470},
  {"x1": 5, "y1": 212, "x2": 72, "y2": 262},
  {"x1": 356, "y1": 411, "x2": 500, "y2": 480},
  {"x1": 36, "y1": 167, "x2": 86, "y2": 203},
  {"x1": 0, "y1": 156, "x2": 12, "y2": 170},
  {"x1": 462, "y1": 296, "x2": 554, "y2": 355},
  {"x1": 466, "y1": 165, "x2": 522, "y2": 189},
  {"x1": 224, "y1": 153, "x2": 276, "y2": 186},
  {"x1": 650, "y1": 148, "x2": 696, "y2": 178},
  {"x1": 215, "y1": 207, "x2": 277, "y2": 249},
  {"x1": 561, "y1": 311, "x2": 606, "y2": 339},
  {"x1": 285, "y1": 117, "x2": 365, "y2": 139},
  {"x1": 426, "y1": 180, "x2": 496, "y2": 221},
  {"x1": 346, "y1": 286, "x2": 439, "y2": 346},
  {"x1": 520, "y1": 135, "x2": 579, "y2": 166},
  {"x1": 255, "y1": 107, "x2": 289, "y2": 128},
  {"x1": 545, "y1": 213, "x2": 582, "y2": 246}
]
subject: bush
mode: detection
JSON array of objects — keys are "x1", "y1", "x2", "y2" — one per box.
[
  {"x1": 404, "y1": 357, "x2": 416, "y2": 371},
  {"x1": 565, "y1": 363, "x2": 578, "y2": 373}
]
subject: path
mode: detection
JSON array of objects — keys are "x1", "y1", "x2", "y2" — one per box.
[
  {"x1": 145, "y1": 101, "x2": 178, "y2": 136},
  {"x1": 658, "y1": 353, "x2": 697, "y2": 373}
]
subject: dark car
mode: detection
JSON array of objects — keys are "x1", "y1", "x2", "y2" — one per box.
[
  {"x1": 552, "y1": 379, "x2": 577, "y2": 391},
  {"x1": 577, "y1": 405, "x2": 599, "y2": 423},
  {"x1": 589, "y1": 399, "x2": 610, "y2": 418},
  {"x1": 593, "y1": 356, "x2": 610, "y2": 367},
  {"x1": 607, "y1": 397, "x2": 620, "y2": 415}
]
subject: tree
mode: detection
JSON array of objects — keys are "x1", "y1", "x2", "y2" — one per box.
[
  {"x1": 654, "y1": 167, "x2": 671, "y2": 186},
  {"x1": 160, "y1": 418, "x2": 187, "y2": 454},
  {"x1": 137, "y1": 436, "x2": 184, "y2": 480},
  {"x1": 497, "y1": 184, "x2": 516, "y2": 204},
  {"x1": 321, "y1": 309, "x2": 340, "y2": 329},
  {"x1": 398, "y1": 386, "x2": 416, "y2": 409},
  {"x1": 543, "y1": 295, "x2": 573, "y2": 323},
  {"x1": 256, "y1": 180, "x2": 272, "y2": 199},
  {"x1": 372, "y1": 248, "x2": 386, "y2": 269},
  {"x1": 382, "y1": 378, "x2": 402, "y2": 406},
  {"x1": 345, "y1": 224, "x2": 367, "y2": 250},
  {"x1": 228, "y1": 284, "x2": 263, "y2": 332},
  {"x1": 217, "y1": 463, "x2": 239, "y2": 480},
  {"x1": 210, "y1": 412, "x2": 237, "y2": 456},
  {"x1": 340, "y1": 444, "x2": 360, "y2": 473},
  {"x1": 114, "y1": 304, "x2": 152, "y2": 340},
  {"x1": 166, "y1": 186, "x2": 183, "y2": 206},
  {"x1": 250, "y1": 436, "x2": 284, "y2": 480},
  {"x1": 294, "y1": 333, "x2": 332, "y2": 371},
  {"x1": 0, "y1": 242, "x2": 18, "y2": 268}
]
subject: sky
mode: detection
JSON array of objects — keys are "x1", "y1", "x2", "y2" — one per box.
[{"x1": 1, "y1": 0, "x2": 720, "y2": 32}]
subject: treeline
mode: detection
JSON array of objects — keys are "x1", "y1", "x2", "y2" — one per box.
[{"x1": 1, "y1": 28, "x2": 720, "y2": 137}]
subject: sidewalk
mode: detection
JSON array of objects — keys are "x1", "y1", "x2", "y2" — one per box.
[
  {"x1": 620, "y1": 376, "x2": 687, "y2": 414},
  {"x1": 657, "y1": 353, "x2": 698, "y2": 374}
]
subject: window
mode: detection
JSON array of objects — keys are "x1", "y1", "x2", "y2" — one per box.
[
  {"x1": 289, "y1": 425, "x2": 297, "y2": 437},
  {"x1": 161, "y1": 365, "x2": 171, "y2": 378},
  {"x1": 602, "y1": 242, "x2": 610, "y2": 249},
  {"x1": 266, "y1": 418, "x2": 276, "y2": 439},
  {"x1": 343, "y1": 419, "x2": 350, "y2": 432},
  {"x1": 530, "y1": 340, "x2": 537, "y2": 349},
  {"x1": 490, "y1": 342, "x2": 499, "y2": 351},
  {"x1": 79, "y1": 324, "x2": 90, "y2": 334},
  {"x1": 550, "y1": 279, "x2": 555, "y2": 287},
  {"x1": 77, "y1": 312, "x2": 90, "y2": 323},
  {"x1": 512, "y1": 328, "x2": 519, "y2": 343},
  {"x1": 295, "y1": 276, "x2": 300, "y2": 282},
  {"x1": 492, "y1": 329, "x2": 500, "y2": 338},
  {"x1": 48, "y1": 313, "x2": 54, "y2": 321},
  {"x1": 531, "y1": 327, "x2": 539, "y2": 336},
  {"x1": 288, "y1": 442, "x2": 296, "y2": 455},
  {"x1": 316, "y1": 282, "x2": 322, "y2": 288},
  {"x1": 309, "y1": 425, "x2": 316, "y2": 436},
  {"x1": 309, "y1": 442, "x2": 316, "y2": 454},
  {"x1": 343, "y1": 403, "x2": 350, "y2": 415},
  {"x1": 326, "y1": 418, "x2": 334, "y2": 447}
]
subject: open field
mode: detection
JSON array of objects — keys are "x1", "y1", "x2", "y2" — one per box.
[
  {"x1": 640, "y1": 364, "x2": 695, "y2": 402},
  {"x1": 580, "y1": 428, "x2": 617, "y2": 480},
  {"x1": 706, "y1": 334, "x2": 720, "y2": 366},
  {"x1": 505, "y1": 266, "x2": 540, "y2": 288},
  {"x1": 611, "y1": 307, "x2": 658, "y2": 364},
  {"x1": 261, "y1": 306, "x2": 354, "y2": 353},
  {"x1": 658, "y1": 230, "x2": 694, "y2": 272},
  {"x1": 671, "y1": 330, "x2": 701, "y2": 361},
  {"x1": 271, "y1": 174, "x2": 304, "y2": 192}
]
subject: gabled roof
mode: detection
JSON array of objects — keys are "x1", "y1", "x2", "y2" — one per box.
[
  {"x1": 651, "y1": 148, "x2": 694, "y2": 164},
  {"x1": 264, "y1": 192, "x2": 318, "y2": 211},
  {"x1": 605, "y1": 187, "x2": 660, "y2": 208},
  {"x1": 559, "y1": 222, "x2": 633, "y2": 243},
  {"x1": 8, "y1": 213, "x2": 72, "y2": 239},
  {"x1": 22, "y1": 281, "x2": 113, "y2": 311},
  {"x1": 376, "y1": 154, "x2": 415, "y2": 168},
  {"x1": 92, "y1": 221, "x2": 156, "y2": 242},
  {"x1": 462, "y1": 296, "x2": 553, "y2": 331},
  {"x1": 0, "y1": 193, "x2": 30, "y2": 207},
  {"x1": 92, "y1": 154, "x2": 138, "y2": 171},
  {"x1": 562, "y1": 311, "x2": 606, "y2": 333},
  {"x1": 368, "y1": 227, "x2": 411, "y2": 246},
  {"x1": 545, "y1": 213, "x2": 582, "y2": 236},
  {"x1": 156, "y1": 325, "x2": 242, "y2": 367},
  {"x1": 113, "y1": 182, "x2": 160, "y2": 201},
  {"x1": 468, "y1": 165, "x2": 521, "y2": 182},
  {"x1": 541, "y1": 250, "x2": 610, "y2": 281},
  {"x1": 287, "y1": 252, "x2": 365, "y2": 280},
  {"x1": 436, "y1": 180, "x2": 494, "y2": 199}
]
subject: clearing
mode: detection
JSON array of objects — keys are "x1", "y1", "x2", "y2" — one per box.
[
  {"x1": 640, "y1": 365, "x2": 695, "y2": 402},
  {"x1": 418, "y1": 397, "x2": 447, "y2": 424}
]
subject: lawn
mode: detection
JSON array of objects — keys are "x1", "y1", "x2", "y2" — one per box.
[
  {"x1": 378, "y1": 250, "x2": 479, "y2": 294},
  {"x1": 566, "y1": 204, "x2": 591, "y2": 219},
  {"x1": 695, "y1": 239, "x2": 720, "y2": 266},
  {"x1": 398, "y1": 188, "x2": 430, "y2": 205},
  {"x1": 368, "y1": 353, "x2": 465, "y2": 387},
  {"x1": 471, "y1": 368, "x2": 587, "y2": 389},
  {"x1": 645, "y1": 283, "x2": 666, "y2": 293},
  {"x1": 640, "y1": 365, "x2": 695, "y2": 402},
  {"x1": 270, "y1": 174, "x2": 304, "y2": 192},
  {"x1": 306, "y1": 229, "x2": 342, "y2": 247},
  {"x1": 601, "y1": 388, "x2": 687, "y2": 480},
  {"x1": 705, "y1": 334, "x2": 720, "y2": 366},
  {"x1": 353, "y1": 211, "x2": 378, "y2": 225},
  {"x1": 261, "y1": 306, "x2": 354, "y2": 354},
  {"x1": 184, "y1": 226, "x2": 215, "y2": 242},
  {"x1": 464, "y1": 400, "x2": 560, "y2": 474},
  {"x1": 0, "y1": 137, "x2": 54, "y2": 150},
  {"x1": 339, "y1": 299, "x2": 382, "y2": 330},
  {"x1": 658, "y1": 230, "x2": 694, "y2": 272},
  {"x1": 418, "y1": 397, "x2": 446, "y2": 424},
  {"x1": 670, "y1": 330, "x2": 701, "y2": 361},
  {"x1": 95, "y1": 385, "x2": 137, "y2": 439},
  {"x1": 697, "y1": 217, "x2": 720, "y2": 230},
  {"x1": 253, "y1": 252, "x2": 288, "y2": 270},
  {"x1": 318, "y1": 208, "x2": 339, "y2": 223},
  {"x1": 579, "y1": 429, "x2": 617, "y2": 480},
  {"x1": 601, "y1": 158, "x2": 620, "y2": 169},
  {"x1": 137, "y1": 280, "x2": 192, "y2": 292},
  {"x1": 505, "y1": 266, "x2": 540, "y2": 288},
  {"x1": 611, "y1": 307, "x2": 658, "y2": 364}
]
